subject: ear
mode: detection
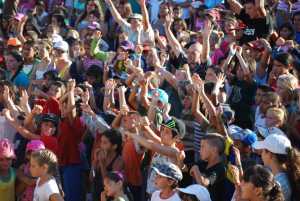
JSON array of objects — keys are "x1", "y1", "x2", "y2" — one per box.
[
  {"x1": 42, "y1": 163, "x2": 49, "y2": 173},
  {"x1": 254, "y1": 186, "x2": 263, "y2": 198},
  {"x1": 112, "y1": 144, "x2": 118, "y2": 151}
]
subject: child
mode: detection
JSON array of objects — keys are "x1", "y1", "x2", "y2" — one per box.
[
  {"x1": 190, "y1": 134, "x2": 227, "y2": 201},
  {"x1": 101, "y1": 171, "x2": 132, "y2": 201},
  {"x1": 0, "y1": 138, "x2": 16, "y2": 201},
  {"x1": 178, "y1": 184, "x2": 212, "y2": 201},
  {"x1": 18, "y1": 140, "x2": 45, "y2": 201},
  {"x1": 238, "y1": 165, "x2": 284, "y2": 201},
  {"x1": 253, "y1": 134, "x2": 300, "y2": 201},
  {"x1": 30, "y1": 149, "x2": 63, "y2": 201},
  {"x1": 151, "y1": 162, "x2": 182, "y2": 201}
]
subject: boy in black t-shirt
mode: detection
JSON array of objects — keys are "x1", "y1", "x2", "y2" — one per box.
[
  {"x1": 227, "y1": 0, "x2": 270, "y2": 43},
  {"x1": 190, "y1": 134, "x2": 228, "y2": 201}
]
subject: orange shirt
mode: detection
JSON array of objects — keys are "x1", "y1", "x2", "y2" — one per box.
[{"x1": 122, "y1": 138, "x2": 144, "y2": 186}]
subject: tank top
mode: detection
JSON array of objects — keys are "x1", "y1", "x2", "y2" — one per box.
[{"x1": 0, "y1": 168, "x2": 16, "y2": 201}]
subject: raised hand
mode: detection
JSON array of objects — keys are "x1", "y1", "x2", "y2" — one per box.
[
  {"x1": 32, "y1": 105, "x2": 43, "y2": 115},
  {"x1": 67, "y1": 79, "x2": 76, "y2": 91},
  {"x1": 202, "y1": 19, "x2": 213, "y2": 37},
  {"x1": 3, "y1": 109, "x2": 13, "y2": 121},
  {"x1": 118, "y1": 85, "x2": 127, "y2": 94},
  {"x1": 215, "y1": 73, "x2": 226, "y2": 88},
  {"x1": 3, "y1": 86, "x2": 11, "y2": 102},
  {"x1": 235, "y1": 45, "x2": 243, "y2": 56},
  {"x1": 20, "y1": 90, "x2": 29, "y2": 106},
  {"x1": 164, "y1": 12, "x2": 174, "y2": 28}
]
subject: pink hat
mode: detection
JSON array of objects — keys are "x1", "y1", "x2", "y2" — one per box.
[
  {"x1": 0, "y1": 138, "x2": 16, "y2": 159},
  {"x1": 26, "y1": 140, "x2": 45, "y2": 152}
]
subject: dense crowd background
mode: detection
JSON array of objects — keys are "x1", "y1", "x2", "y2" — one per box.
[{"x1": 0, "y1": 0, "x2": 300, "y2": 201}]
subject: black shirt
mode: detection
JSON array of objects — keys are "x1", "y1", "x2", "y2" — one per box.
[
  {"x1": 237, "y1": 9, "x2": 270, "y2": 43},
  {"x1": 228, "y1": 78, "x2": 257, "y2": 129},
  {"x1": 170, "y1": 52, "x2": 208, "y2": 79},
  {"x1": 195, "y1": 161, "x2": 227, "y2": 201}
]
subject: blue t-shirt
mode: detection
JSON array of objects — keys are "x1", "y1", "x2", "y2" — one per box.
[{"x1": 12, "y1": 71, "x2": 29, "y2": 88}]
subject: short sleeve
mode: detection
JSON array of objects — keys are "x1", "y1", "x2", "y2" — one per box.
[{"x1": 45, "y1": 179, "x2": 60, "y2": 199}]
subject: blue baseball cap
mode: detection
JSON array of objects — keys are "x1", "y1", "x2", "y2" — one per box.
[
  {"x1": 229, "y1": 125, "x2": 257, "y2": 146},
  {"x1": 152, "y1": 162, "x2": 183, "y2": 182},
  {"x1": 148, "y1": 88, "x2": 169, "y2": 104}
]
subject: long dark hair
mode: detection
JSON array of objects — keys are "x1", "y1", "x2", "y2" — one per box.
[
  {"x1": 243, "y1": 165, "x2": 284, "y2": 201},
  {"x1": 105, "y1": 171, "x2": 134, "y2": 201},
  {"x1": 273, "y1": 148, "x2": 300, "y2": 200},
  {"x1": 102, "y1": 129, "x2": 123, "y2": 154},
  {"x1": 7, "y1": 51, "x2": 24, "y2": 82}
]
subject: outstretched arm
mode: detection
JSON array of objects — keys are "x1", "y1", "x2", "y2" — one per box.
[
  {"x1": 140, "y1": 0, "x2": 151, "y2": 31},
  {"x1": 164, "y1": 12, "x2": 183, "y2": 57},
  {"x1": 3, "y1": 109, "x2": 40, "y2": 140},
  {"x1": 105, "y1": 0, "x2": 130, "y2": 27},
  {"x1": 227, "y1": 0, "x2": 243, "y2": 15}
]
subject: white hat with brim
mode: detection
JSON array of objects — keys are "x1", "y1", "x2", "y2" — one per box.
[
  {"x1": 178, "y1": 184, "x2": 212, "y2": 201},
  {"x1": 252, "y1": 134, "x2": 292, "y2": 155},
  {"x1": 53, "y1": 40, "x2": 69, "y2": 52}
]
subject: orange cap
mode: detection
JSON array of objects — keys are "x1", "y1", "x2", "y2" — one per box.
[{"x1": 7, "y1": 37, "x2": 22, "y2": 47}]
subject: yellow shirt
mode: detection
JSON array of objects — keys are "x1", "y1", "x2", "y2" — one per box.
[{"x1": 0, "y1": 168, "x2": 16, "y2": 201}]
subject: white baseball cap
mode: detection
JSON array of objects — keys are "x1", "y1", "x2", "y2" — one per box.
[
  {"x1": 178, "y1": 184, "x2": 212, "y2": 201},
  {"x1": 256, "y1": 126, "x2": 286, "y2": 138},
  {"x1": 53, "y1": 40, "x2": 69, "y2": 52},
  {"x1": 252, "y1": 134, "x2": 292, "y2": 155}
]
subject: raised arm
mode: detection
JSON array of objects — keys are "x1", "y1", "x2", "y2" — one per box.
[
  {"x1": 126, "y1": 131, "x2": 180, "y2": 161},
  {"x1": 255, "y1": 0, "x2": 266, "y2": 17},
  {"x1": 201, "y1": 19, "x2": 212, "y2": 63},
  {"x1": 140, "y1": 0, "x2": 151, "y2": 31},
  {"x1": 235, "y1": 46, "x2": 252, "y2": 82},
  {"x1": 3, "y1": 109, "x2": 40, "y2": 140},
  {"x1": 227, "y1": 0, "x2": 243, "y2": 15},
  {"x1": 164, "y1": 12, "x2": 183, "y2": 57},
  {"x1": 191, "y1": 88, "x2": 209, "y2": 125},
  {"x1": 105, "y1": 0, "x2": 129, "y2": 27}
]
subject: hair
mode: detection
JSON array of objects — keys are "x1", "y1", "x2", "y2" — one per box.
[
  {"x1": 266, "y1": 107, "x2": 286, "y2": 125},
  {"x1": 278, "y1": 23, "x2": 295, "y2": 40},
  {"x1": 102, "y1": 129, "x2": 123, "y2": 154},
  {"x1": 272, "y1": 148, "x2": 300, "y2": 200},
  {"x1": 86, "y1": 65, "x2": 103, "y2": 83},
  {"x1": 262, "y1": 92, "x2": 281, "y2": 105},
  {"x1": 243, "y1": 0, "x2": 255, "y2": 4},
  {"x1": 105, "y1": 171, "x2": 134, "y2": 201},
  {"x1": 243, "y1": 165, "x2": 284, "y2": 201},
  {"x1": 202, "y1": 133, "x2": 225, "y2": 155},
  {"x1": 178, "y1": 192, "x2": 199, "y2": 201},
  {"x1": 257, "y1": 84, "x2": 274, "y2": 93},
  {"x1": 273, "y1": 52, "x2": 294, "y2": 67},
  {"x1": 292, "y1": 11, "x2": 300, "y2": 22},
  {"x1": 49, "y1": 81, "x2": 66, "y2": 95},
  {"x1": 6, "y1": 51, "x2": 24, "y2": 81},
  {"x1": 31, "y1": 149, "x2": 58, "y2": 176},
  {"x1": 277, "y1": 74, "x2": 299, "y2": 92}
]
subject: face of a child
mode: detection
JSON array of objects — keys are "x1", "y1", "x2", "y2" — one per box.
[
  {"x1": 160, "y1": 127, "x2": 174, "y2": 146},
  {"x1": 200, "y1": 140, "x2": 213, "y2": 161},
  {"x1": 100, "y1": 135, "x2": 113, "y2": 152},
  {"x1": 104, "y1": 178, "x2": 121, "y2": 197},
  {"x1": 30, "y1": 157, "x2": 46, "y2": 177},
  {"x1": 154, "y1": 174, "x2": 172, "y2": 189},
  {"x1": 240, "y1": 180, "x2": 257, "y2": 200},
  {"x1": 0, "y1": 157, "x2": 13, "y2": 172},
  {"x1": 48, "y1": 85, "x2": 62, "y2": 99},
  {"x1": 41, "y1": 121, "x2": 56, "y2": 136},
  {"x1": 265, "y1": 112, "x2": 281, "y2": 128}
]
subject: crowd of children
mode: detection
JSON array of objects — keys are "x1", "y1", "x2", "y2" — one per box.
[{"x1": 0, "y1": 0, "x2": 300, "y2": 201}]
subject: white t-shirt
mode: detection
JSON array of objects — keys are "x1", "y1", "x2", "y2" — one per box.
[
  {"x1": 151, "y1": 190, "x2": 181, "y2": 201},
  {"x1": 33, "y1": 178, "x2": 60, "y2": 201},
  {"x1": 121, "y1": 23, "x2": 155, "y2": 45}
]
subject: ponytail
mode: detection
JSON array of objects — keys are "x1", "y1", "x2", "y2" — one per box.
[
  {"x1": 286, "y1": 148, "x2": 300, "y2": 200},
  {"x1": 265, "y1": 182, "x2": 284, "y2": 201}
]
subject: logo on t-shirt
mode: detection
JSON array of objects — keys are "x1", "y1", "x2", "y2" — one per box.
[{"x1": 244, "y1": 28, "x2": 255, "y2": 36}]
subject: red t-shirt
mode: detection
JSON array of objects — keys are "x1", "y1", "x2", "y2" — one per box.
[
  {"x1": 35, "y1": 97, "x2": 61, "y2": 116},
  {"x1": 122, "y1": 137, "x2": 144, "y2": 186},
  {"x1": 40, "y1": 135, "x2": 58, "y2": 155},
  {"x1": 57, "y1": 117, "x2": 86, "y2": 166}
]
